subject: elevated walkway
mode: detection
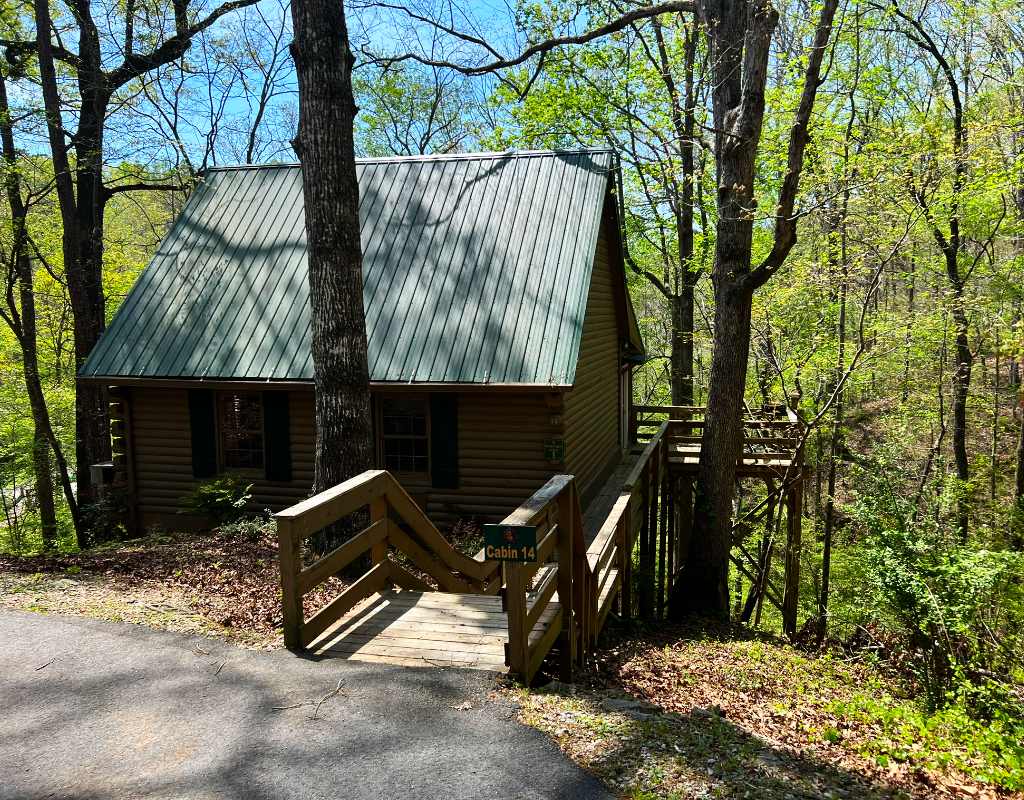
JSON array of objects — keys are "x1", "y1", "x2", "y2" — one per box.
[{"x1": 276, "y1": 405, "x2": 806, "y2": 681}]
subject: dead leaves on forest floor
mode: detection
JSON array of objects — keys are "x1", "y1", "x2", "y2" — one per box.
[
  {"x1": 0, "y1": 529, "x2": 349, "y2": 649},
  {"x1": 511, "y1": 619, "x2": 1021, "y2": 799}
]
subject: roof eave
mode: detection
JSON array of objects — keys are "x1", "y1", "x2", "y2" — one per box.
[{"x1": 77, "y1": 374, "x2": 575, "y2": 393}]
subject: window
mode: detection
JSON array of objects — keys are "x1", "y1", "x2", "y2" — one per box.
[
  {"x1": 219, "y1": 394, "x2": 264, "y2": 471},
  {"x1": 381, "y1": 397, "x2": 428, "y2": 473}
]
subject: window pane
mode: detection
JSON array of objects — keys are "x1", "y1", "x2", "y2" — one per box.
[
  {"x1": 220, "y1": 395, "x2": 263, "y2": 473},
  {"x1": 380, "y1": 398, "x2": 428, "y2": 473}
]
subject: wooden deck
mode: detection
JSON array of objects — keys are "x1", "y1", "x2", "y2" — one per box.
[
  {"x1": 278, "y1": 405, "x2": 807, "y2": 679},
  {"x1": 308, "y1": 588, "x2": 560, "y2": 672},
  {"x1": 582, "y1": 446, "x2": 646, "y2": 543}
]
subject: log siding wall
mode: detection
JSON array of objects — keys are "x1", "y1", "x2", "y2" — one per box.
[
  {"x1": 561, "y1": 218, "x2": 623, "y2": 506},
  {"x1": 131, "y1": 387, "x2": 315, "y2": 529}
]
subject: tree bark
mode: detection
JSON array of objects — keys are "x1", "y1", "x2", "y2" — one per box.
[
  {"x1": 0, "y1": 81, "x2": 57, "y2": 549},
  {"x1": 650, "y1": 14, "x2": 700, "y2": 406},
  {"x1": 669, "y1": 0, "x2": 838, "y2": 618},
  {"x1": 891, "y1": 3, "x2": 979, "y2": 539},
  {"x1": 949, "y1": 276, "x2": 972, "y2": 537},
  {"x1": 1014, "y1": 402, "x2": 1024, "y2": 548},
  {"x1": 819, "y1": 212, "x2": 847, "y2": 635},
  {"x1": 290, "y1": 0, "x2": 375, "y2": 556},
  {"x1": 1, "y1": 65, "x2": 77, "y2": 546}
]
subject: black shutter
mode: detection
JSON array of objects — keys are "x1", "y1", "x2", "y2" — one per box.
[
  {"x1": 263, "y1": 390, "x2": 292, "y2": 482},
  {"x1": 188, "y1": 388, "x2": 217, "y2": 479},
  {"x1": 430, "y1": 393, "x2": 459, "y2": 489}
]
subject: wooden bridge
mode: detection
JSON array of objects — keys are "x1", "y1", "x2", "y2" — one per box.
[{"x1": 276, "y1": 405, "x2": 807, "y2": 683}]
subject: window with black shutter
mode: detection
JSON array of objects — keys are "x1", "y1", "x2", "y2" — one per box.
[{"x1": 188, "y1": 390, "x2": 292, "y2": 481}]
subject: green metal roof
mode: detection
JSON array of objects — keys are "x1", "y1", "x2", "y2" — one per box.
[{"x1": 81, "y1": 150, "x2": 633, "y2": 384}]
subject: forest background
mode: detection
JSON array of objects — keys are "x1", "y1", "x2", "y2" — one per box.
[{"x1": 2, "y1": 0, "x2": 1024, "y2": 764}]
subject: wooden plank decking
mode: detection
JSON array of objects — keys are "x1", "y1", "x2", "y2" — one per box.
[
  {"x1": 582, "y1": 446, "x2": 646, "y2": 544},
  {"x1": 308, "y1": 588, "x2": 560, "y2": 672}
]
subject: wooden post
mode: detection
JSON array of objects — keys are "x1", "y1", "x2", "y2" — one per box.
[
  {"x1": 782, "y1": 480, "x2": 803, "y2": 638},
  {"x1": 666, "y1": 473, "x2": 675, "y2": 593},
  {"x1": 572, "y1": 549, "x2": 588, "y2": 665},
  {"x1": 370, "y1": 495, "x2": 388, "y2": 567},
  {"x1": 504, "y1": 561, "x2": 529, "y2": 680},
  {"x1": 556, "y1": 489, "x2": 575, "y2": 681},
  {"x1": 658, "y1": 471, "x2": 668, "y2": 617},
  {"x1": 277, "y1": 516, "x2": 303, "y2": 649},
  {"x1": 639, "y1": 465, "x2": 652, "y2": 618},
  {"x1": 620, "y1": 510, "x2": 632, "y2": 628}
]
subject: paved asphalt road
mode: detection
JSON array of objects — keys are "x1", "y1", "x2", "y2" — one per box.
[{"x1": 0, "y1": 609, "x2": 614, "y2": 800}]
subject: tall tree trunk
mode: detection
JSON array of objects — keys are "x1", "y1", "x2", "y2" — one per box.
[
  {"x1": 678, "y1": 280, "x2": 754, "y2": 613},
  {"x1": 0, "y1": 70, "x2": 74, "y2": 546},
  {"x1": 902, "y1": 246, "x2": 915, "y2": 402},
  {"x1": 819, "y1": 215, "x2": 847, "y2": 636},
  {"x1": 653, "y1": 14, "x2": 699, "y2": 407},
  {"x1": 1014, "y1": 404, "x2": 1024, "y2": 549},
  {"x1": 34, "y1": 0, "x2": 91, "y2": 544},
  {"x1": 949, "y1": 280, "x2": 972, "y2": 537},
  {"x1": 72, "y1": 55, "x2": 114, "y2": 508},
  {"x1": 992, "y1": 322, "x2": 1000, "y2": 507},
  {"x1": 31, "y1": 0, "x2": 257, "y2": 519},
  {"x1": 670, "y1": 0, "x2": 838, "y2": 618},
  {"x1": 290, "y1": 0, "x2": 374, "y2": 556},
  {"x1": 670, "y1": 292, "x2": 695, "y2": 406},
  {"x1": 891, "y1": 5, "x2": 980, "y2": 539}
]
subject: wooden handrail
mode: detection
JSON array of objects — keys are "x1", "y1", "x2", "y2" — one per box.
[
  {"x1": 277, "y1": 470, "x2": 389, "y2": 539},
  {"x1": 501, "y1": 474, "x2": 578, "y2": 683},
  {"x1": 625, "y1": 421, "x2": 669, "y2": 488},
  {"x1": 383, "y1": 475, "x2": 499, "y2": 584},
  {"x1": 277, "y1": 468, "x2": 500, "y2": 650}
]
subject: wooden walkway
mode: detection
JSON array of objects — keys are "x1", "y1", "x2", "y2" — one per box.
[
  {"x1": 309, "y1": 587, "x2": 561, "y2": 673},
  {"x1": 582, "y1": 446, "x2": 646, "y2": 543},
  {"x1": 277, "y1": 405, "x2": 806, "y2": 680}
]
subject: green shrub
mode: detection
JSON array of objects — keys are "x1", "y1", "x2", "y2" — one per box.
[
  {"x1": 218, "y1": 512, "x2": 275, "y2": 542},
  {"x1": 179, "y1": 474, "x2": 253, "y2": 528},
  {"x1": 80, "y1": 485, "x2": 137, "y2": 546},
  {"x1": 846, "y1": 450, "x2": 1024, "y2": 712}
]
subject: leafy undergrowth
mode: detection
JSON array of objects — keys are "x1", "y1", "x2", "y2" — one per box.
[
  {"x1": 513, "y1": 619, "x2": 1023, "y2": 799},
  {"x1": 0, "y1": 526, "x2": 349, "y2": 648}
]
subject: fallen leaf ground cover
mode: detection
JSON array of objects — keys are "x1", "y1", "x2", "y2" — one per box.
[
  {"x1": 512, "y1": 619, "x2": 1023, "y2": 799},
  {"x1": 0, "y1": 526, "x2": 348, "y2": 648}
]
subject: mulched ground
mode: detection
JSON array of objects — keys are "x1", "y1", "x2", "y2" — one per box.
[{"x1": 0, "y1": 528, "x2": 345, "y2": 648}]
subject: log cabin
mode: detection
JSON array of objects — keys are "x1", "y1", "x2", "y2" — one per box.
[{"x1": 79, "y1": 150, "x2": 646, "y2": 529}]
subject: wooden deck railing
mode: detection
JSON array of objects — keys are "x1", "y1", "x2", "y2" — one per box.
[
  {"x1": 498, "y1": 474, "x2": 583, "y2": 683},
  {"x1": 588, "y1": 421, "x2": 672, "y2": 624},
  {"x1": 630, "y1": 403, "x2": 808, "y2": 636},
  {"x1": 276, "y1": 470, "x2": 501, "y2": 649}
]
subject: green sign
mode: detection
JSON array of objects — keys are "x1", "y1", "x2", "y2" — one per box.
[
  {"x1": 483, "y1": 524, "x2": 538, "y2": 562},
  {"x1": 544, "y1": 438, "x2": 565, "y2": 460}
]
